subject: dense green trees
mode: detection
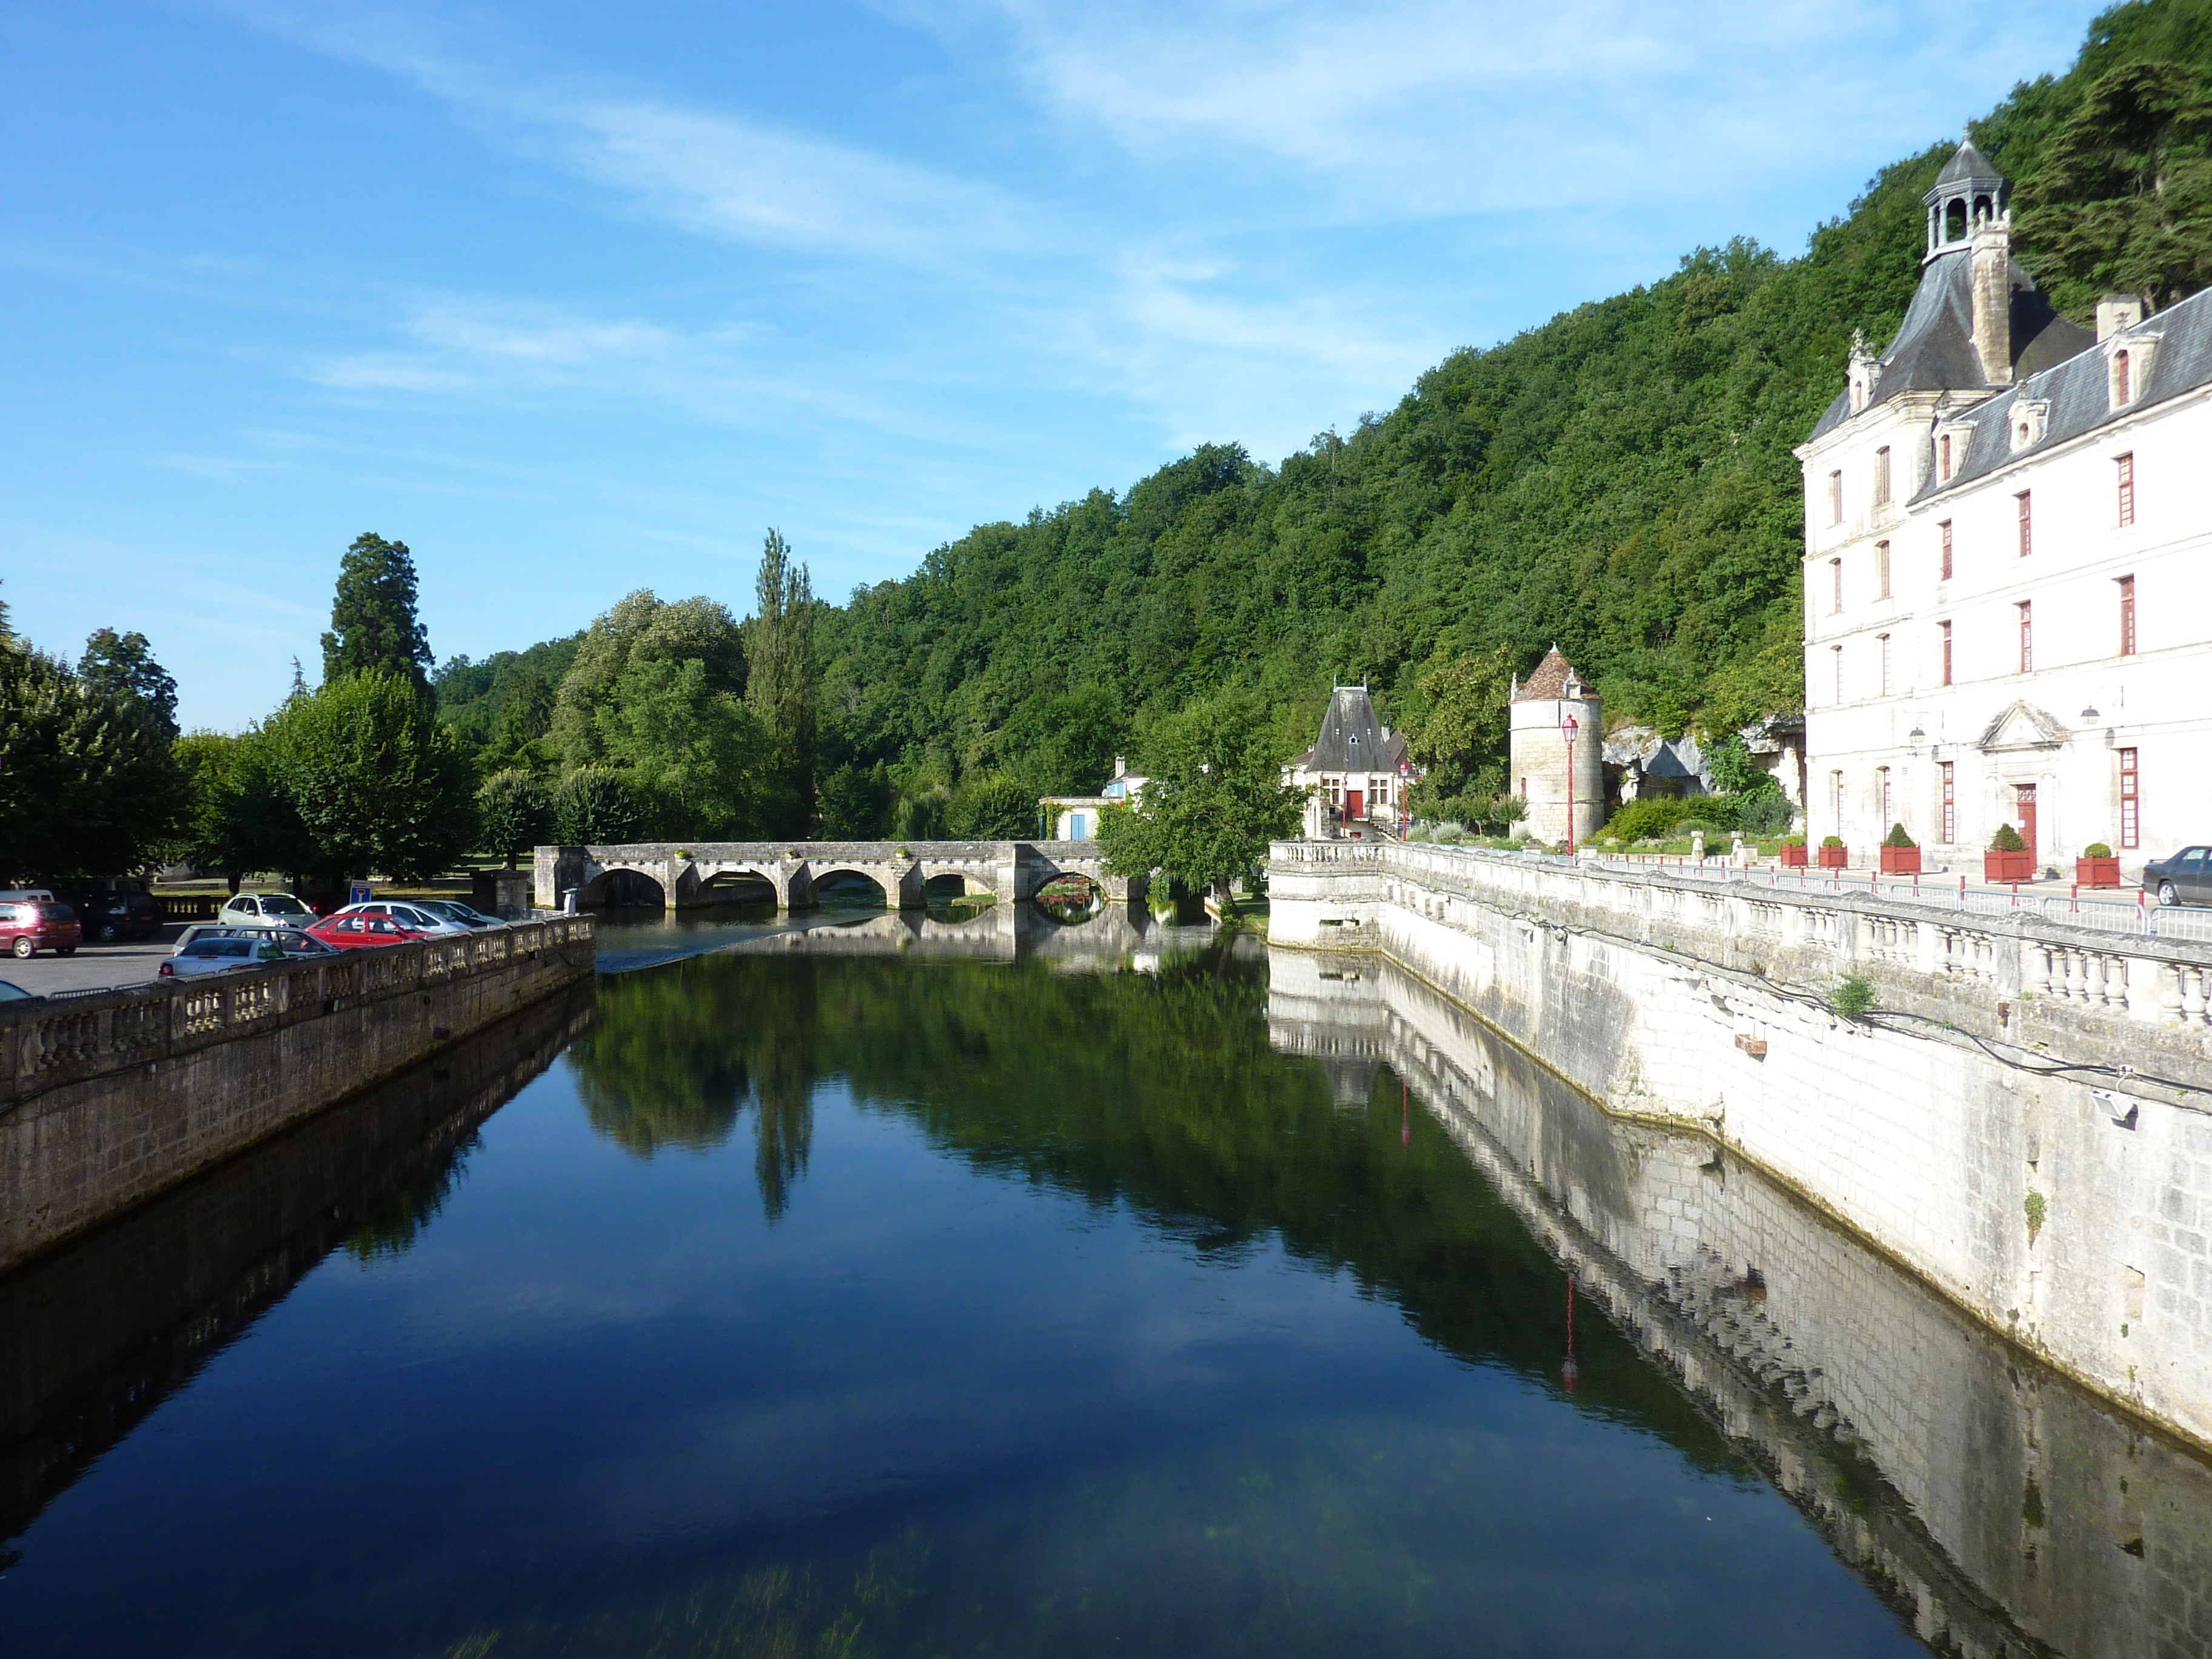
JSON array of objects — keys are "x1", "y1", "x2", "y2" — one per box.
[
  {"x1": 1094, "y1": 687, "x2": 1307, "y2": 896},
  {"x1": 0, "y1": 627, "x2": 184, "y2": 879},
  {"x1": 262, "y1": 672, "x2": 478, "y2": 882},
  {"x1": 745, "y1": 529, "x2": 817, "y2": 836},
  {"x1": 476, "y1": 769, "x2": 552, "y2": 869}
]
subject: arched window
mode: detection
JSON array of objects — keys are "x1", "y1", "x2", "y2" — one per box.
[
  {"x1": 1939, "y1": 432, "x2": 1951, "y2": 480},
  {"x1": 2114, "y1": 349, "x2": 2131, "y2": 406}
]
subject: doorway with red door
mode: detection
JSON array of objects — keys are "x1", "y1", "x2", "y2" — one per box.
[{"x1": 2016, "y1": 783, "x2": 2038, "y2": 859}]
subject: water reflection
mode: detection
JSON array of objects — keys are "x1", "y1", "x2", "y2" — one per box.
[
  {"x1": 0, "y1": 982, "x2": 595, "y2": 1553},
  {"x1": 1268, "y1": 947, "x2": 2212, "y2": 1659},
  {"x1": 3, "y1": 937, "x2": 2204, "y2": 1658}
]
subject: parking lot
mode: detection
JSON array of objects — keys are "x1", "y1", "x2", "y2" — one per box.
[{"x1": 3, "y1": 928, "x2": 185, "y2": 998}]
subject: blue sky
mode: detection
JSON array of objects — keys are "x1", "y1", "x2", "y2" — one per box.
[{"x1": 3, "y1": 0, "x2": 2099, "y2": 730}]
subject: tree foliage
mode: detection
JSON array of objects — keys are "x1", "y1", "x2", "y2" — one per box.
[
  {"x1": 322, "y1": 532, "x2": 432, "y2": 691},
  {"x1": 553, "y1": 767, "x2": 642, "y2": 845},
  {"x1": 1094, "y1": 687, "x2": 1307, "y2": 895},
  {"x1": 0, "y1": 632, "x2": 183, "y2": 879},
  {"x1": 477, "y1": 768, "x2": 552, "y2": 868},
  {"x1": 263, "y1": 672, "x2": 478, "y2": 880},
  {"x1": 745, "y1": 529, "x2": 817, "y2": 836}
]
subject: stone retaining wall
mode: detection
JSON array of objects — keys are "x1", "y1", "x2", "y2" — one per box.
[
  {"x1": 0, "y1": 917, "x2": 595, "y2": 1272},
  {"x1": 1269, "y1": 838, "x2": 2212, "y2": 1452}
]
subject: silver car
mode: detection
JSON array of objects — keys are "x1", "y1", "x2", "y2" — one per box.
[
  {"x1": 217, "y1": 892, "x2": 318, "y2": 933},
  {"x1": 159, "y1": 934, "x2": 289, "y2": 979},
  {"x1": 412, "y1": 899, "x2": 501, "y2": 929}
]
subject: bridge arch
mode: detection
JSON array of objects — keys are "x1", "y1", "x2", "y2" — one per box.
[
  {"x1": 697, "y1": 866, "x2": 780, "y2": 907},
  {"x1": 580, "y1": 866, "x2": 667, "y2": 909},
  {"x1": 811, "y1": 867, "x2": 891, "y2": 909}
]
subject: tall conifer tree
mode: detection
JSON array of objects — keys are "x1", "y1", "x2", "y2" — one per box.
[
  {"x1": 322, "y1": 532, "x2": 432, "y2": 691},
  {"x1": 746, "y1": 529, "x2": 816, "y2": 831}
]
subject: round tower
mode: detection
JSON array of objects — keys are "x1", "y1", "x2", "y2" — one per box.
[{"x1": 1509, "y1": 646, "x2": 1602, "y2": 848}]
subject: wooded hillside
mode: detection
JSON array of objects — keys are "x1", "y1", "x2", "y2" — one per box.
[{"x1": 445, "y1": 0, "x2": 2212, "y2": 840}]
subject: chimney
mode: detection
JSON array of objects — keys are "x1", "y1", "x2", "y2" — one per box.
[
  {"x1": 1113, "y1": 754, "x2": 1126, "y2": 779},
  {"x1": 2096, "y1": 293, "x2": 2145, "y2": 341},
  {"x1": 1970, "y1": 209, "x2": 2013, "y2": 385}
]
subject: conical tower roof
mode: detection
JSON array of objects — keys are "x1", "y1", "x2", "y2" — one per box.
[
  {"x1": 1929, "y1": 137, "x2": 2003, "y2": 194},
  {"x1": 1512, "y1": 646, "x2": 1589, "y2": 703}
]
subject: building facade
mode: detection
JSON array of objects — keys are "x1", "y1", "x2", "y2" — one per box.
[
  {"x1": 1041, "y1": 757, "x2": 1147, "y2": 840},
  {"x1": 1509, "y1": 647, "x2": 1603, "y2": 846},
  {"x1": 1286, "y1": 686, "x2": 1411, "y2": 839},
  {"x1": 1794, "y1": 139, "x2": 2212, "y2": 874}
]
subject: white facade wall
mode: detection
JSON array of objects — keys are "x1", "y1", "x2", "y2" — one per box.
[{"x1": 1800, "y1": 376, "x2": 2212, "y2": 875}]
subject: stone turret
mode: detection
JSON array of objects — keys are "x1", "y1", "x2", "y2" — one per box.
[{"x1": 1508, "y1": 647, "x2": 1602, "y2": 848}]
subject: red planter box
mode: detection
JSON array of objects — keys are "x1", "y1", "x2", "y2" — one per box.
[
  {"x1": 1817, "y1": 845, "x2": 1849, "y2": 870},
  {"x1": 2076, "y1": 855, "x2": 2121, "y2": 888},
  {"x1": 1778, "y1": 843, "x2": 1808, "y2": 868},
  {"x1": 1985, "y1": 850, "x2": 2036, "y2": 883},
  {"x1": 1879, "y1": 846, "x2": 1922, "y2": 874}
]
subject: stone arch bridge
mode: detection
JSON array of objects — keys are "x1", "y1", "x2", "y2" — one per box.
[{"x1": 534, "y1": 841, "x2": 1145, "y2": 912}]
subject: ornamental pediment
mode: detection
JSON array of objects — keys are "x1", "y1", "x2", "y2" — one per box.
[{"x1": 1976, "y1": 699, "x2": 2067, "y2": 753}]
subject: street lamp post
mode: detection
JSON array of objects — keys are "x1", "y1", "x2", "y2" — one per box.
[{"x1": 1561, "y1": 713, "x2": 1581, "y2": 856}]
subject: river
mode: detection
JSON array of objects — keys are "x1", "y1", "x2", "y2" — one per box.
[{"x1": 1, "y1": 905, "x2": 2205, "y2": 1657}]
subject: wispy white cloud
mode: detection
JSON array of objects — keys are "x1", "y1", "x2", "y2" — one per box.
[{"x1": 907, "y1": 0, "x2": 2085, "y2": 216}]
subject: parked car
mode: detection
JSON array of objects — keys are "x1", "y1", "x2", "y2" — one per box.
[
  {"x1": 333, "y1": 900, "x2": 472, "y2": 936},
  {"x1": 2, "y1": 900, "x2": 82, "y2": 959},
  {"x1": 218, "y1": 891, "x2": 320, "y2": 932},
  {"x1": 45, "y1": 876, "x2": 164, "y2": 942},
  {"x1": 2142, "y1": 847, "x2": 2210, "y2": 907},
  {"x1": 0, "y1": 978, "x2": 39, "y2": 1004},
  {"x1": 412, "y1": 899, "x2": 501, "y2": 929},
  {"x1": 158, "y1": 934, "x2": 290, "y2": 980},
  {"x1": 304, "y1": 912, "x2": 434, "y2": 950}
]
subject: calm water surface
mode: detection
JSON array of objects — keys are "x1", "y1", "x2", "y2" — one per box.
[{"x1": 1, "y1": 915, "x2": 2198, "y2": 1656}]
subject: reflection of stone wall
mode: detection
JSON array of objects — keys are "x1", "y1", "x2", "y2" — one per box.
[
  {"x1": 0, "y1": 982, "x2": 595, "y2": 1552},
  {"x1": 1268, "y1": 949, "x2": 2212, "y2": 1659}
]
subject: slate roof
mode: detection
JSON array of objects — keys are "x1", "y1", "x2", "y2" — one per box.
[
  {"x1": 1808, "y1": 249, "x2": 2092, "y2": 440},
  {"x1": 1931, "y1": 140, "x2": 2003, "y2": 191},
  {"x1": 1512, "y1": 646, "x2": 1586, "y2": 703},
  {"x1": 1305, "y1": 685, "x2": 1390, "y2": 772},
  {"x1": 1915, "y1": 280, "x2": 2212, "y2": 503}
]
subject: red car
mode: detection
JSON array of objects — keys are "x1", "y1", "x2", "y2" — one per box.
[
  {"x1": 305, "y1": 912, "x2": 432, "y2": 950},
  {"x1": 2, "y1": 899, "x2": 82, "y2": 959}
]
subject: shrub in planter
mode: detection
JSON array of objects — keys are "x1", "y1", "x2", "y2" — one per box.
[
  {"x1": 1817, "y1": 834, "x2": 1848, "y2": 870},
  {"x1": 1985, "y1": 822, "x2": 2034, "y2": 883},
  {"x1": 1879, "y1": 823, "x2": 1921, "y2": 874},
  {"x1": 2077, "y1": 841, "x2": 2121, "y2": 888},
  {"x1": 1778, "y1": 832, "x2": 1808, "y2": 868}
]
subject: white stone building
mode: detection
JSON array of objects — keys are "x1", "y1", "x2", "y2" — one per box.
[
  {"x1": 1794, "y1": 139, "x2": 2212, "y2": 875},
  {"x1": 1041, "y1": 756, "x2": 1147, "y2": 840},
  {"x1": 1285, "y1": 686, "x2": 1411, "y2": 838},
  {"x1": 1509, "y1": 647, "x2": 1603, "y2": 847}
]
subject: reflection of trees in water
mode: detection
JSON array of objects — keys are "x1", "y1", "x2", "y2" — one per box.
[
  {"x1": 344, "y1": 1136, "x2": 480, "y2": 1262},
  {"x1": 569, "y1": 959, "x2": 817, "y2": 1221},
  {"x1": 568, "y1": 942, "x2": 1742, "y2": 1461}
]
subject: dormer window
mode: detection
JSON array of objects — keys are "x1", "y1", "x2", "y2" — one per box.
[
  {"x1": 1939, "y1": 432, "x2": 1951, "y2": 480},
  {"x1": 2008, "y1": 401, "x2": 2048, "y2": 452},
  {"x1": 2113, "y1": 349, "x2": 2131, "y2": 406}
]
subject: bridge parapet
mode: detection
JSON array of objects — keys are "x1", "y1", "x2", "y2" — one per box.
[{"x1": 535, "y1": 840, "x2": 1147, "y2": 911}]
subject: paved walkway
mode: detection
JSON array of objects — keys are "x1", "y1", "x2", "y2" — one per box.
[{"x1": 2, "y1": 928, "x2": 184, "y2": 998}]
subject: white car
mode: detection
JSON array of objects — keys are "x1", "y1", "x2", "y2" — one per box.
[
  {"x1": 217, "y1": 892, "x2": 319, "y2": 933},
  {"x1": 330, "y1": 900, "x2": 472, "y2": 936}
]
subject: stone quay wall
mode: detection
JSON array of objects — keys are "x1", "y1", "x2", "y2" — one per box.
[
  {"x1": 0, "y1": 917, "x2": 596, "y2": 1273},
  {"x1": 1269, "y1": 838, "x2": 2212, "y2": 1452},
  {"x1": 1269, "y1": 949, "x2": 2212, "y2": 1659}
]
